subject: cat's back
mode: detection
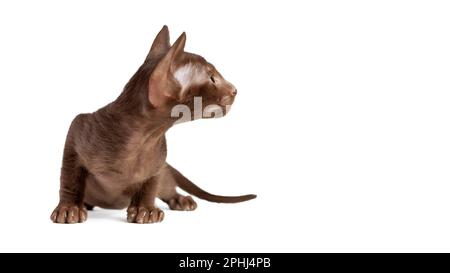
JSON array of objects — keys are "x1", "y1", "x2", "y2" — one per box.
[{"x1": 69, "y1": 105, "x2": 130, "y2": 170}]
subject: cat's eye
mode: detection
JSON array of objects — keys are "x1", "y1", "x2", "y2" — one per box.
[{"x1": 210, "y1": 76, "x2": 216, "y2": 84}]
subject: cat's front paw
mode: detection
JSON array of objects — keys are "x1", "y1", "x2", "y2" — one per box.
[
  {"x1": 127, "y1": 206, "x2": 164, "y2": 224},
  {"x1": 168, "y1": 195, "x2": 197, "y2": 211},
  {"x1": 50, "y1": 203, "x2": 87, "y2": 224}
]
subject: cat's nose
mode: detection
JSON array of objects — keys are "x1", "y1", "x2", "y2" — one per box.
[{"x1": 231, "y1": 89, "x2": 237, "y2": 96}]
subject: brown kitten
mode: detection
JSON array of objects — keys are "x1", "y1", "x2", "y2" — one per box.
[{"x1": 50, "y1": 26, "x2": 256, "y2": 224}]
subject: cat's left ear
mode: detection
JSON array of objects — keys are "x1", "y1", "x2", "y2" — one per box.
[
  {"x1": 146, "y1": 25, "x2": 171, "y2": 60},
  {"x1": 148, "y1": 32, "x2": 186, "y2": 108}
]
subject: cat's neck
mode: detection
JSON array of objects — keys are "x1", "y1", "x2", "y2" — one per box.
[{"x1": 106, "y1": 56, "x2": 176, "y2": 137}]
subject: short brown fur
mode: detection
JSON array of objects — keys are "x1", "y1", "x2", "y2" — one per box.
[{"x1": 51, "y1": 26, "x2": 256, "y2": 224}]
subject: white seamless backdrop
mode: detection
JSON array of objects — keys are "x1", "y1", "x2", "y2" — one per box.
[{"x1": 0, "y1": 0, "x2": 449, "y2": 252}]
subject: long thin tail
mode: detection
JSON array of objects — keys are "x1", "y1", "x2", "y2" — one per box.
[{"x1": 168, "y1": 164, "x2": 257, "y2": 203}]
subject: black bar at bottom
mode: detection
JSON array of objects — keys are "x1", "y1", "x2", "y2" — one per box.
[{"x1": 0, "y1": 253, "x2": 448, "y2": 272}]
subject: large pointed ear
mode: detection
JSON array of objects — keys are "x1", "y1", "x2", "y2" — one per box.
[
  {"x1": 148, "y1": 32, "x2": 186, "y2": 108},
  {"x1": 146, "y1": 25, "x2": 171, "y2": 60}
]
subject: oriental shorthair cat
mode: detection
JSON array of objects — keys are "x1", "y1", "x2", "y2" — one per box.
[{"x1": 51, "y1": 26, "x2": 256, "y2": 224}]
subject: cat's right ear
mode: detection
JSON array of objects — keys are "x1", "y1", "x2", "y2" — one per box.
[
  {"x1": 146, "y1": 25, "x2": 171, "y2": 60},
  {"x1": 148, "y1": 32, "x2": 186, "y2": 108}
]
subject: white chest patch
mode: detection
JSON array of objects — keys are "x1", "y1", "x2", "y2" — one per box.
[{"x1": 174, "y1": 64, "x2": 207, "y2": 93}]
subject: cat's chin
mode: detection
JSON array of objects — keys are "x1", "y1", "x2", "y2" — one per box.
[{"x1": 203, "y1": 104, "x2": 229, "y2": 119}]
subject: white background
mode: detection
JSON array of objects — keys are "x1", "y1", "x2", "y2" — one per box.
[{"x1": 0, "y1": 0, "x2": 449, "y2": 252}]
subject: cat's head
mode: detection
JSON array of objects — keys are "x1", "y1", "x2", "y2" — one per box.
[{"x1": 147, "y1": 26, "x2": 237, "y2": 121}]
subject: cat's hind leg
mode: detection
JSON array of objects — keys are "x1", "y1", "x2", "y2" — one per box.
[{"x1": 158, "y1": 164, "x2": 197, "y2": 211}]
